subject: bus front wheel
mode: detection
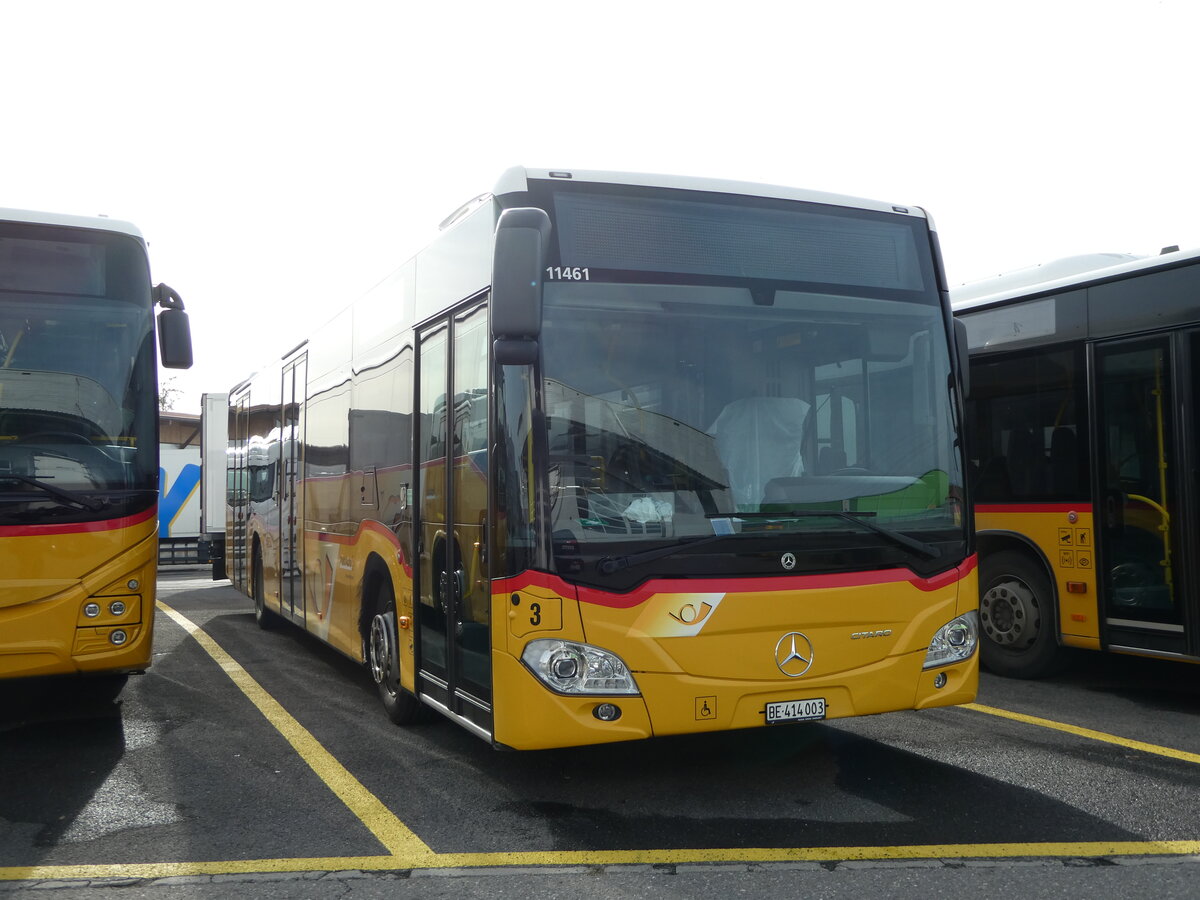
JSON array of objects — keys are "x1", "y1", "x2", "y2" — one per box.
[{"x1": 979, "y1": 550, "x2": 1063, "y2": 678}]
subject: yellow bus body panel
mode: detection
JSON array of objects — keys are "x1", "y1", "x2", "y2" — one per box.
[
  {"x1": 293, "y1": 520, "x2": 418, "y2": 691},
  {"x1": 0, "y1": 513, "x2": 158, "y2": 679},
  {"x1": 975, "y1": 505, "x2": 1100, "y2": 644},
  {"x1": 492, "y1": 562, "x2": 978, "y2": 750},
  {"x1": 306, "y1": 522, "x2": 414, "y2": 664}
]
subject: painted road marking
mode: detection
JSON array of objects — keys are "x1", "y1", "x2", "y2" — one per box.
[
  {"x1": 4, "y1": 840, "x2": 1200, "y2": 882},
  {"x1": 965, "y1": 703, "x2": 1200, "y2": 765},
  {"x1": 155, "y1": 600, "x2": 435, "y2": 864},
  {"x1": 5, "y1": 612, "x2": 1200, "y2": 886}
]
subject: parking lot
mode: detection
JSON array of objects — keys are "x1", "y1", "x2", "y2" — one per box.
[{"x1": 3, "y1": 571, "x2": 1200, "y2": 897}]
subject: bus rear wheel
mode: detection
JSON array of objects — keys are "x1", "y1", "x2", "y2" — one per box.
[
  {"x1": 367, "y1": 580, "x2": 423, "y2": 726},
  {"x1": 979, "y1": 550, "x2": 1064, "y2": 678}
]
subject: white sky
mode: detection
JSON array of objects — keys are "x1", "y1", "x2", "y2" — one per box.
[{"x1": 4, "y1": 0, "x2": 1198, "y2": 413}]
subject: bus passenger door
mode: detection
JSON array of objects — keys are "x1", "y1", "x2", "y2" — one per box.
[
  {"x1": 280, "y1": 354, "x2": 306, "y2": 621},
  {"x1": 416, "y1": 302, "x2": 493, "y2": 738},
  {"x1": 1093, "y1": 337, "x2": 1189, "y2": 656}
]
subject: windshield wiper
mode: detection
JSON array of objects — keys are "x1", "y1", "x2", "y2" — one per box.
[
  {"x1": 596, "y1": 532, "x2": 745, "y2": 575},
  {"x1": 598, "y1": 509, "x2": 942, "y2": 576},
  {"x1": 0, "y1": 475, "x2": 106, "y2": 512},
  {"x1": 712, "y1": 510, "x2": 941, "y2": 560}
]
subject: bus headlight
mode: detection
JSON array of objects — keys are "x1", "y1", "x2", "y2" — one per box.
[
  {"x1": 522, "y1": 639, "x2": 640, "y2": 695},
  {"x1": 923, "y1": 610, "x2": 979, "y2": 669}
]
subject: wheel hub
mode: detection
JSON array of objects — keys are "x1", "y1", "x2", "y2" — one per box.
[
  {"x1": 368, "y1": 614, "x2": 392, "y2": 686},
  {"x1": 980, "y1": 578, "x2": 1040, "y2": 649}
]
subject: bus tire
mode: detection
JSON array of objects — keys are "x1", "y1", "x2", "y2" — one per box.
[
  {"x1": 978, "y1": 550, "x2": 1064, "y2": 678},
  {"x1": 252, "y1": 550, "x2": 279, "y2": 630},
  {"x1": 367, "y1": 578, "x2": 423, "y2": 726}
]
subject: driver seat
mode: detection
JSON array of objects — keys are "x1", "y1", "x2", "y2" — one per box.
[{"x1": 709, "y1": 396, "x2": 810, "y2": 509}]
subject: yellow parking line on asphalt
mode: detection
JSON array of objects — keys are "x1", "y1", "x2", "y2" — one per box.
[
  {"x1": 3, "y1": 839, "x2": 1200, "y2": 882},
  {"x1": 964, "y1": 702, "x2": 1200, "y2": 765},
  {"x1": 155, "y1": 600, "x2": 436, "y2": 865},
  {"x1": 6, "y1": 618, "x2": 1200, "y2": 884}
]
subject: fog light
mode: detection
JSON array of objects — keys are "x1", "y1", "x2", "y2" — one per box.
[
  {"x1": 110, "y1": 630, "x2": 128, "y2": 646},
  {"x1": 109, "y1": 600, "x2": 127, "y2": 616},
  {"x1": 127, "y1": 579, "x2": 139, "y2": 591},
  {"x1": 84, "y1": 603, "x2": 101, "y2": 618},
  {"x1": 933, "y1": 672, "x2": 948, "y2": 689},
  {"x1": 593, "y1": 703, "x2": 622, "y2": 721}
]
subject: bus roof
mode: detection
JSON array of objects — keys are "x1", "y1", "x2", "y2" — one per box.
[
  {"x1": 951, "y1": 246, "x2": 1200, "y2": 312},
  {"x1": 490, "y1": 167, "x2": 935, "y2": 224},
  {"x1": 0, "y1": 207, "x2": 144, "y2": 240}
]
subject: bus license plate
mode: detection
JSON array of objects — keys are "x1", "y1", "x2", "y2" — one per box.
[{"x1": 764, "y1": 698, "x2": 826, "y2": 724}]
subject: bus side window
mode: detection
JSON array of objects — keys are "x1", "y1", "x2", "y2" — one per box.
[
  {"x1": 1049, "y1": 426, "x2": 1078, "y2": 495},
  {"x1": 969, "y1": 346, "x2": 1086, "y2": 503},
  {"x1": 1006, "y1": 427, "x2": 1044, "y2": 498},
  {"x1": 976, "y1": 455, "x2": 1012, "y2": 498}
]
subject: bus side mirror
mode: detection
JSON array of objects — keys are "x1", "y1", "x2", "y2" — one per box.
[
  {"x1": 954, "y1": 318, "x2": 970, "y2": 398},
  {"x1": 491, "y1": 207, "x2": 551, "y2": 365},
  {"x1": 154, "y1": 283, "x2": 194, "y2": 370}
]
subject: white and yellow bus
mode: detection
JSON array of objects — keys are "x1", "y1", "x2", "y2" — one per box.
[
  {"x1": 1, "y1": 207, "x2": 192, "y2": 699},
  {"x1": 225, "y1": 168, "x2": 978, "y2": 749}
]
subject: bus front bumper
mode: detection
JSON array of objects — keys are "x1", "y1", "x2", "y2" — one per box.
[{"x1": 491, "y1": 649, "x2": 977, "y2": 751}]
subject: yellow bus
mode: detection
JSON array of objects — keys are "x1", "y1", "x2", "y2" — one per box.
[
  {"x1": 953, "y1": 247, "x2": 1200, "y2": 676},
  {"x1": 0, "y1": 207, "x2": 192, "y2": 699},
  {"x1": 224, "y1": 168, "x2": 978, "y2": 749}
]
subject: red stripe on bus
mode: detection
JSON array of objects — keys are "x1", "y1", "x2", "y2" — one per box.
[
  {"x1": 976, "y1": 503, "x2": 1093, "y2": 514},
  {"x1": 494, "y1": 556, "x2": 978, "y2": 609},
  {"x1": 308, "y1": 520, "x2": 413, "y2": 576},
  {"x1": 0, "y1": 506, "x2": 156, "y2": 537}
]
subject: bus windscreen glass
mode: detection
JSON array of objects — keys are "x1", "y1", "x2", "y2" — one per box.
[
  {"x1": 0, "y1": 226, "x2": 157, "y2": 524},
  {"x1": 535, "y1": 189, "x2": 961, "y2": 587}
]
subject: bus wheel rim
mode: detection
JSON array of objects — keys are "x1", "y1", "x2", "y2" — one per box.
[
  {"x1": 368, "y1": 614, "x2": 392, "y2": 688},
  {"x1": 981, "y1": 578, "x2": 1040, "y2": 649}
]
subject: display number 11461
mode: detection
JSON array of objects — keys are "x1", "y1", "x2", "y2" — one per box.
[{"x1": 545, "y1": 266, "x2": 590, "y2": 281}]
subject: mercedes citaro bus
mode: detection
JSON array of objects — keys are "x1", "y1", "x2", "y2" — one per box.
[{"x1": 224, "y1": 168, "x2": 977, "y2": 749}]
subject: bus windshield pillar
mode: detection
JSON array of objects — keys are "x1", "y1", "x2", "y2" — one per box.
[{"x1": 495, "y1": 362, "x2": 551, "y2": 575}]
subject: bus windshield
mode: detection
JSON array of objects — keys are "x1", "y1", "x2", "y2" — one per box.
[
  {"x1": 0, "y1": 227, "x2": 157, "y2": 524},
  {"x1": 540, "y1": 280, "x2": 965, "y2": 582}
]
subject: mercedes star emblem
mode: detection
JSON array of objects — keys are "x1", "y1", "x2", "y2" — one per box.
[{"x1": 775, "y1": 631, "x2": 814, "y2": 677}]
